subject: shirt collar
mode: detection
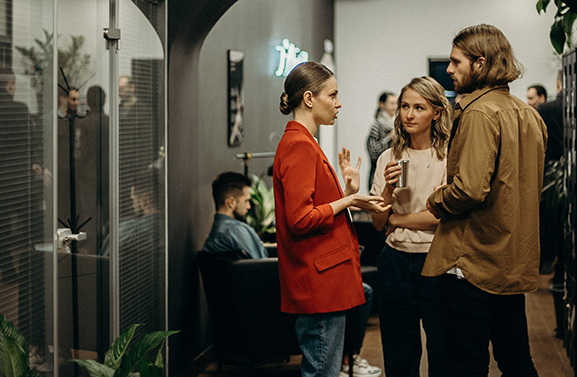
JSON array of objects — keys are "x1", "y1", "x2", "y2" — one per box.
[{"x1": 456, "y1": 85, "x2": 510, "y2": 112}]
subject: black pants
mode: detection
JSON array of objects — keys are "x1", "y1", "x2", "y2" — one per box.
[
  {"x1": 440, "y1": 274, "x2": 539, "y2": 377},
  {"x1": 377, "y1": 246, "x2": 445, "y2": 377}
]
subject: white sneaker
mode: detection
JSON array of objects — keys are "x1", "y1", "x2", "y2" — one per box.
[{"x1": 339, "y1": 355, "x2": 382, "y2": 377}]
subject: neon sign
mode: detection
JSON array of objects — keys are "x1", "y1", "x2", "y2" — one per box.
[{"x1": 275, "y1": 39, "x2": 309, "y2": 77}]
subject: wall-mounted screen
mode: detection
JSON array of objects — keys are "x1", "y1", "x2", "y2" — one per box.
[{"x1": 428, "y1": 58, "x2": 456, "y2": 102}]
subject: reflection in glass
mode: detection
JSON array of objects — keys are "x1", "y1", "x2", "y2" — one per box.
[
  {"x1": 1, "y1": 0, "x2": 54, "y2": 373},
  {"x1": 116, "y1": 0, "x2": 166, "y2": 342},
  {"x1": 1, "y1": 0, "x2": 167, "y2": 374}
]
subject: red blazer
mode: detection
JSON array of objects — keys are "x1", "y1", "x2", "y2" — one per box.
[{"x1": 273, "y1": 121, "x2": 365, "y2": 314}]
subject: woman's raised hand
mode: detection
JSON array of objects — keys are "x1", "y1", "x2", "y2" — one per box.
[{"x1": 338, "y1": 147, "x2": 361, "y2": 196}]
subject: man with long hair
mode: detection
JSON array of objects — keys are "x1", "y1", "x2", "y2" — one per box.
[{"x1": 424, "y1": 24, "x2": 547, "y2": 376}]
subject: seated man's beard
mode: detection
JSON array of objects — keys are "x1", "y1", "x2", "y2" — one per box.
[{"x1": 233, "y1": 211, "x2": 246, "y2": 222}]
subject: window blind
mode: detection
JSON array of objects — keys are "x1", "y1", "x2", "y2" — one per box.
[
  {"x1": 0, "y1": 0, "x2": 53, "y2": 363},
  {"x1": 117, "y1": 1, "x2": 166, "y2": 341}
]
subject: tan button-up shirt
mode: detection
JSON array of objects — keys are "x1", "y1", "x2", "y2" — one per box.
[{"x1": 422, "y1": 86, "x2": 548, "y2": 294}]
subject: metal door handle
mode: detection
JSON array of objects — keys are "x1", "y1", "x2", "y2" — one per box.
[{"x1": 57, "y1": 228, "x2": 87, "y2": 249}]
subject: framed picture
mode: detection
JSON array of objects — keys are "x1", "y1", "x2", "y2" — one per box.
[{"x1": 228, "y1": 50, "x2": 244, "y2": 146}]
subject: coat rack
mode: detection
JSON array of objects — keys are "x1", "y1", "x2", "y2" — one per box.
[
  {"x1": 57, "y1": 67, "x2": 89, "y2": 376},
  {"x1": 234, "y1": 151, "x2": 275, "y2": 176}
]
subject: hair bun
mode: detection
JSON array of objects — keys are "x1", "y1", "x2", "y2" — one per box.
[{"x1": 279, "y1": 92, "x2": 291, "y2": 115}]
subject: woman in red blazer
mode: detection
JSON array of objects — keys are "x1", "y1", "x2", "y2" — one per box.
[{"x1": 273, "y1": 62, "x2": 387, "y2": 377}]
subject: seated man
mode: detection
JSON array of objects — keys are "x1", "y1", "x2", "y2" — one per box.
[{"x1": 202, "y1": 172, "x2": 268, "y2": 258}]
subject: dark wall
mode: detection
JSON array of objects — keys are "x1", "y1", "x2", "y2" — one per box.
[{"x1": 167, "y1": 0, "x2": 334, "y2": 375}]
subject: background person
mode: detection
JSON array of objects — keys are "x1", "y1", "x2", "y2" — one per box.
[
  {"x1": 274, "y1": 61, "x2": 387, "y2": 377},
  {"x1": 202, "y1": 172, "x2": 268, "y2": 258},
  {"x1": 370, "y1": 76, "x2": 451, "y2": 377},
  {"x1": 101, "y1": 170, "x2": 161, "y2": 257},
  {"x1": 74, "y1": 85, "x2": 110, "y2": 255},
  {"x1": 526, "y1": 84, "x2": 547, "y2": 110},
  {"x1": 366, "y1": 92, "x2": 397, "y2": 188},
  {"x1": 0, "y1": 67, "x2": 35, "y2": 281},
  {"x1": 424, "y1": 24, "x2": 547, "y2": 376},
  {"x1": 537, "y1": 70, "x2": 565, "y2": 338},
  {"x1": 119, "y1": 76, "x2": 137, "y2": 117}
]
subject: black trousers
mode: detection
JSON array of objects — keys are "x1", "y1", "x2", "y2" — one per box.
[{"x1": 440, "y1": 274, "x2": 539, "y2": 377}]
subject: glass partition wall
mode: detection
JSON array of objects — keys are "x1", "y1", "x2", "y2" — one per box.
[{"x1": 1, "y1": 1, "x2": 167, "y2": 376}]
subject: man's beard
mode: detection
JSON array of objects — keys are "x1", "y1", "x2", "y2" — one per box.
[
  {"x1": 454, "y1": 71, "x2": 476, "y2": 94},
  {"x1": 233, "y1": 211, "x2": 246, "y2": 222}
]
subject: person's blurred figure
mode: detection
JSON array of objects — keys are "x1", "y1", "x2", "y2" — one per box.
[
  {"x1": 119, "y1": 76, "x2": 137, "y2": 117},
  {"x1": 0, "y1": 67, "x2": 33, "y2": 281},
  {"x1": 0, "y1": 67, "x2": 45, "y2": 364},
  {"x1": 526, "y1": 84, "x2": 547, "y2": 110},
  {"x1": 537, "y1": 70, "x2": 565, "y2": 338},
  {"x1": 74, "y1": 86, "x2": 110, "y2": 254},
  {"x1": 367, "y1": 92, "x2": 397, "y2": 188}
]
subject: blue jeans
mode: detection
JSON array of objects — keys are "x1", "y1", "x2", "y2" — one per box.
[
  {"x1": 440, "y1": 274, "x2": 539, "y2": 377},
  {"x1": 377, "y1": 245, "x2": 445, "y2": 377},
  {"x1": 296, "y1": 311, "x2": 346, "y2": 377}
]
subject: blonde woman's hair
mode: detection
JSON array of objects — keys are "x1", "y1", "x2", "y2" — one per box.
[{"x1": 391, "y1": 76, "x2": 452, "y2": 160}]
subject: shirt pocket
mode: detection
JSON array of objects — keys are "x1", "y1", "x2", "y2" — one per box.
[{"x1": 313, "y1": 246, "x2": 352, "y2": 272}]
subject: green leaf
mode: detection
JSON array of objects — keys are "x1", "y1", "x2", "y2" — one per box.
[
  {"x1": 563, "y1": 10, "x2": 577, "y2": 46},
  {"x1": 3, "y1": 338, "x2": 29, "y2": 377},
  {"x1": 104, "y1": 324, "x2": 140, "y2": 369},
  {"x1": 148, "y1": 364, "x2": 163, "y2": 377},
  {"x1": 0, "y1": 314, "x2": 30, "y2": 377},
  {"x1": 138, "y1": 359, "x2": 150, "y2": 377},
  {"x1": 536, "y1": 0, "x2": 550, "y2": 13},
  {"x1": 153, "y1": 340, "x2": 165, "y2": 368},
  {"x1": 550, "y1": 18, "x2": 566, "y2": 54},
  {"x1": 246, "y1": 174, "x2": 276, "y2": 238},
  {"x1": 70, "y1": 359, "x2": 115, "y2": 377},
  {"x1": 112, "y1": 331, "x2": 178, "y2": 377}
]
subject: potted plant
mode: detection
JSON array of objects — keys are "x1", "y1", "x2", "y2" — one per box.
[
  {"x1": 246, "y1": 174, "x2": 276, "y2": 243},
  {"x1": 70, "y1": 324, "x2": 178, "y2": 377},
  {"x1": 1, "y1": 314, "x2": 178, "y2": 377}
]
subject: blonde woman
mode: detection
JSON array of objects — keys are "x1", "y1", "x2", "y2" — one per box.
[{"x1": 370, "y1": 76, "x2": 451, "y2": 377}]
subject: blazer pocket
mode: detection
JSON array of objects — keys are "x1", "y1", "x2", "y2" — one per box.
[{"x1": 314, "y1": 246, "x2": 352, "y2": 272}]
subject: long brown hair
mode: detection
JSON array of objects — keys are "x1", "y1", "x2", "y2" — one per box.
[
  {"x1": 391, "y1": 76, "x2": 452, "y2": 160},
  {"x1": 452, "y1": 24, "x2": 522, "y2": 90}
]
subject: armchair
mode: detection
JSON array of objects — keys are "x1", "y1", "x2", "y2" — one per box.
[{"x1": 196, "y1": 251, "x2": 301, "y2": 368}]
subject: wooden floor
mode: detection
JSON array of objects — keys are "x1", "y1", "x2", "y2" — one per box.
[{"x1": 195, "y1": 273, "x2": 574, "y2": 376}]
